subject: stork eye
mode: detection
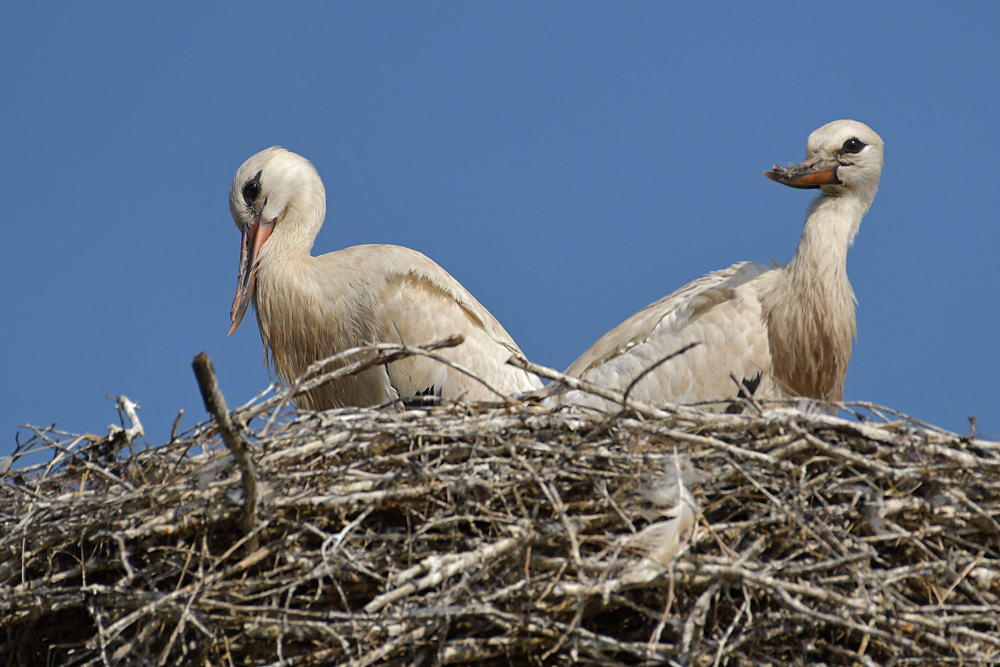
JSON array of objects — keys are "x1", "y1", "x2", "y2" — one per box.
[
  {"x1": 842, "y1": 138, "x2": 865, "y2": 154},
  {"x1": 242, "y1": 171, "x2": 263, "y2": 203},
  {"x1": 243, "y1": 180, "x2": 260, "y2": 201}
]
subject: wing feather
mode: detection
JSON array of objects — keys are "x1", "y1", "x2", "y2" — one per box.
[
  {"x1": 554, "y1": 261, "x2": 778, "y2": 410},
  {"x1": 366, "y1": 246, "x2": 543, "y2": 401}
]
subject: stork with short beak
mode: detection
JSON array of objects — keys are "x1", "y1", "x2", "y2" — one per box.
[{"x1": 547, "y1": 119, "x2": 884, "y2": 411}]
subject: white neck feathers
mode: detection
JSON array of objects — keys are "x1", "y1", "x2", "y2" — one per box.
[{"x1": 762, "y1": 184, "x2": 877, "y2": 401}]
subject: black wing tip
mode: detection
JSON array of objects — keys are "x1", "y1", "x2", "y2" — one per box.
[{"x1": 402, "y1": 385, "x2": 443, "y2": 409}]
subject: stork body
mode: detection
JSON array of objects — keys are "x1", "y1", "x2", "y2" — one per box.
[
  {"x1": 549, "y1": 120, "x2": 884, "y2": 411},
  {"x1": 228, "y1": 147, "x2": 542, "y2": 410}
]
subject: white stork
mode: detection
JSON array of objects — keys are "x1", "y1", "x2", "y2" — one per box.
[
  {"x1": 227, "y1": 147, "x2": 542, "y2": 409},
  {"x1": 548, "y1": 119, "x2": 884, "y2": 411}
]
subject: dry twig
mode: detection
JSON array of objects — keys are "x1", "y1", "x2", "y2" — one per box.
[{"x1": 2, "y1": 352, "x2": 999, "y2": 666}]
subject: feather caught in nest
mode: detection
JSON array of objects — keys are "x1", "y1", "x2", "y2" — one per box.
[{"x1": 622, "y1": 451, "x2": 700, "y2": 584}]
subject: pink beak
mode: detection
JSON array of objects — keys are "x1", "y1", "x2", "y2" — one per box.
[{"x1": 229, "y1": 216, "x2": 274, "y2": 336}]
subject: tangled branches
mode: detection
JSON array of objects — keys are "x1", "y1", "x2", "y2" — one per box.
[{"x1": 2, "y1": 344, "x2": 999, "y2": 666}]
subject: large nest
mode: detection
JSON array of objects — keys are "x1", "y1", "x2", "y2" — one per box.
[{"x1": 2, "y1": 347, "x2": 999, "y2": 666}]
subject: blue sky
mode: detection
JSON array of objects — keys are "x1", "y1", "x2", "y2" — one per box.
[{"x1": 3, "y1": 4, "x2": 999, "y2": 462}]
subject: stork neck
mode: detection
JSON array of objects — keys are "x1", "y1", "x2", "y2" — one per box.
[
  {"x1": 256, "y1": 211, "x2": 324, "y2": 284},
  {"x1": 251, "y1": 235, "x2": 324, "y2": 378},
  {"x1": 785, "y1": 190, "x2": 867, "y2": 287},
  {"x1": 252, "y1": 213, "x2": 326, "y2": 328},
  {"x1": 762, "y1": 188, "x2": 869, "y2": 402}
]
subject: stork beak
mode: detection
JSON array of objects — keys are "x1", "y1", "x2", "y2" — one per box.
[
  {"x1": 765, "y1": 154, "x2": 841, "y2": 189},
  {"x1": 228, "y1": 216, "x2": 274, "y2": 335}
]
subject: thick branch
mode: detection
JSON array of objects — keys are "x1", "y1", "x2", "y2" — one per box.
[{"x1": 192, "y1": 352, "x2": 258, "y2": 539}]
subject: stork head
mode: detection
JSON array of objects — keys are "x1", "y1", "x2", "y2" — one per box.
[
  {"x1": 765, "y1": 119, "x2": 884, "y2": 204},
  {"x1": 227, "y1": 147, "x2": 327, "y2": 335}
]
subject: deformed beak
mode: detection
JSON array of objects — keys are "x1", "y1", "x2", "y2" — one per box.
[
  {"x1": 228, "y1": 216, "x2": 274, "y2": 335},
  {"x1": 765, "y1": 154, "x2": 841, "y2": 189}
]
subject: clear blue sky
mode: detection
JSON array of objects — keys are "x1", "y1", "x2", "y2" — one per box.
[{"x1": 4, "y1": 4, "x2": 999, "y2": 461}]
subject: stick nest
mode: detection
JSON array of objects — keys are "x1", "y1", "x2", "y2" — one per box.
[{"x1": 3, "y1": 388, "x2": 1000, "y2": 666}]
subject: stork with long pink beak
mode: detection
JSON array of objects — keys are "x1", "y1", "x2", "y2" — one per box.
[
  {"x1": 230, "y1": 170, "x2": 270, "y2": 336},
  {"x1": 227, "y1": 147, "x2": 542, "y2": 410}
]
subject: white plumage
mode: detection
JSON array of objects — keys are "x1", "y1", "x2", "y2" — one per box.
[
  {"x1": 548, "y1": 119, "x2": 884, "y2": 411},
  {"x1": 227, "y1": 147, "x2": 542, "y2": 410}
]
